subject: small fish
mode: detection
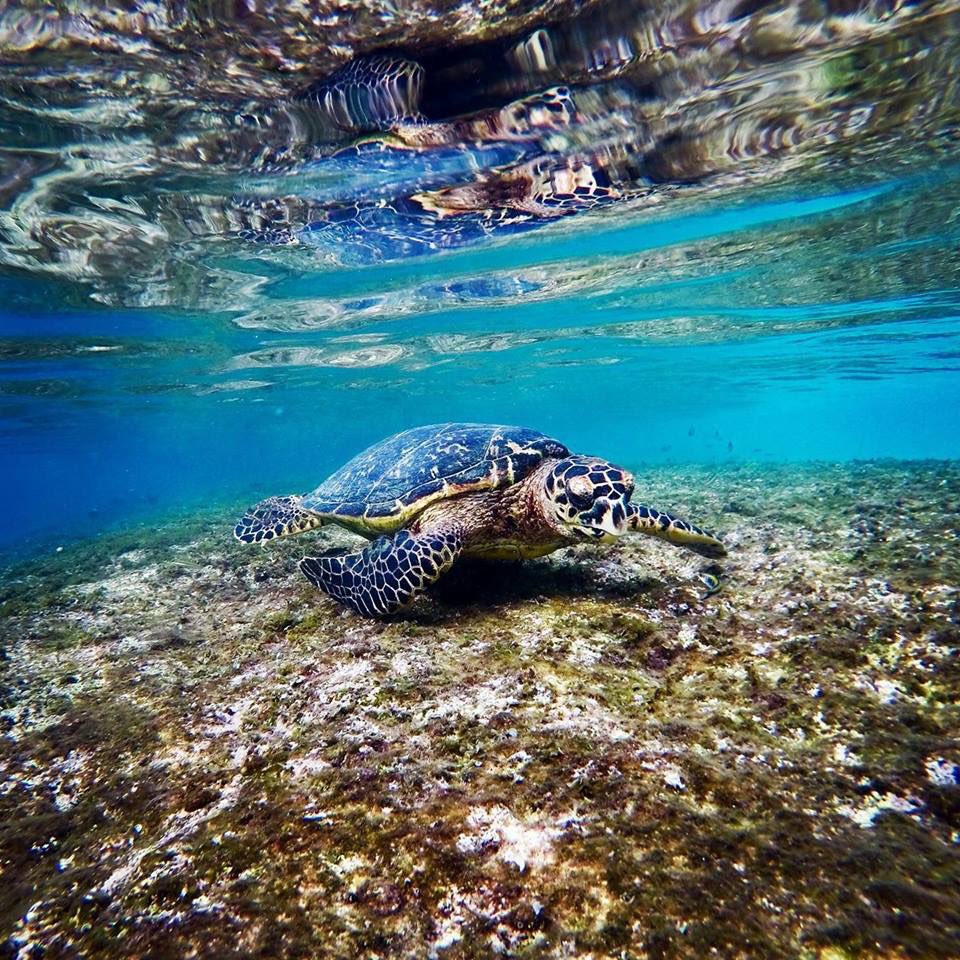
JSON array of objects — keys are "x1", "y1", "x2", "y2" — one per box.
[{"x1": 699, "y1": 572, "x2": 723, "y2": 599}]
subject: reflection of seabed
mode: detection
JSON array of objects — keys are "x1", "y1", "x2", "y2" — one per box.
[{"x1": 1, "y1": 0, "x2": 960, "y2": 306}]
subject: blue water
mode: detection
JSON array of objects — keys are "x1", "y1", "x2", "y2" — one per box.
[{"x1": 2, "y1": 2, "x2": 960, "y2": 559}]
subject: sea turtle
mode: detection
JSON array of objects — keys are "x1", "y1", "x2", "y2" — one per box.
[{"x1": 235, "y1": 423, "x2": 725, "y2": 618}]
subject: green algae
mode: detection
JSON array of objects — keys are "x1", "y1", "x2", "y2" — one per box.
[{"x1": 1, "y1": 461, "x2": 959, "y2": 958}]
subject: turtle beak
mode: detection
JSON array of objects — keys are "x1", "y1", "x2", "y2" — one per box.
[
  {"x1": 590, "y1": 499, "x2": 627, "y2": 538},
  {"x1": 600, "y1": 506, "x2": 626, "y2": 537}
]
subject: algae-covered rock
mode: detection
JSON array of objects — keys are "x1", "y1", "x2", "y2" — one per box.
[{"x1": 1, "y1": 462, "x2": 959, "y2": 957}]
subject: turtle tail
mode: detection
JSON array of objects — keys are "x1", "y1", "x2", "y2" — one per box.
[{"x1": 234, "y1": 495, "x2": 324, "y2": 544}]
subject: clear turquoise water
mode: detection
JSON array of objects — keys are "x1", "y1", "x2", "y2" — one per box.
[{"x1": 2, "y1": 2, "x2": 960, "y2": 558}]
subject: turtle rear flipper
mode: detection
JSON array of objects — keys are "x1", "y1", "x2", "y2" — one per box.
[
  {"x1": 627, "y1": 504, "x2": 726, "y2": 559},
  {"x1": 300, "y1": 526, "x2": 463, "y2": 617},
  {"x1": 234, "y1": 495, "x2": 324, "y2": 544}
]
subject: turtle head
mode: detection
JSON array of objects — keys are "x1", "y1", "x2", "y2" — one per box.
[{"x1": 543, "y1": 457, "x2": 634, "y2": 543}]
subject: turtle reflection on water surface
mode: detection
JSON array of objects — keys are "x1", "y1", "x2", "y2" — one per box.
[{"x1": 235, "y1": 423, "x2": 726, "y2": 618}]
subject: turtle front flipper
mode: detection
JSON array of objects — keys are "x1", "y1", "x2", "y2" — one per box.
[
  {"x1": 234, "y1": 495, "x2": 324, "y2": 544},
  {"x1": 627, "y1": 504, "x2": 726, "y2": 559},
  {"x1": 300, "y1": 527, "x2": 463, "y2": 617}
]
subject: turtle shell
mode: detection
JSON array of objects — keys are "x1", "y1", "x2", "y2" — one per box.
[{"x1": 302, "y1": 423, "x2": 569, "y2": 532}]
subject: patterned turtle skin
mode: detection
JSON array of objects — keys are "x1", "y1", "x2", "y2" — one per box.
[{"x1": 235, "y1": 423, "x2": 726, "y2": 618}]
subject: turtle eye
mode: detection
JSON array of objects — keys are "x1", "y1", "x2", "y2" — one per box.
[{"x1": 565, "y1": 477, "x2": 594, "y2": 511}]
